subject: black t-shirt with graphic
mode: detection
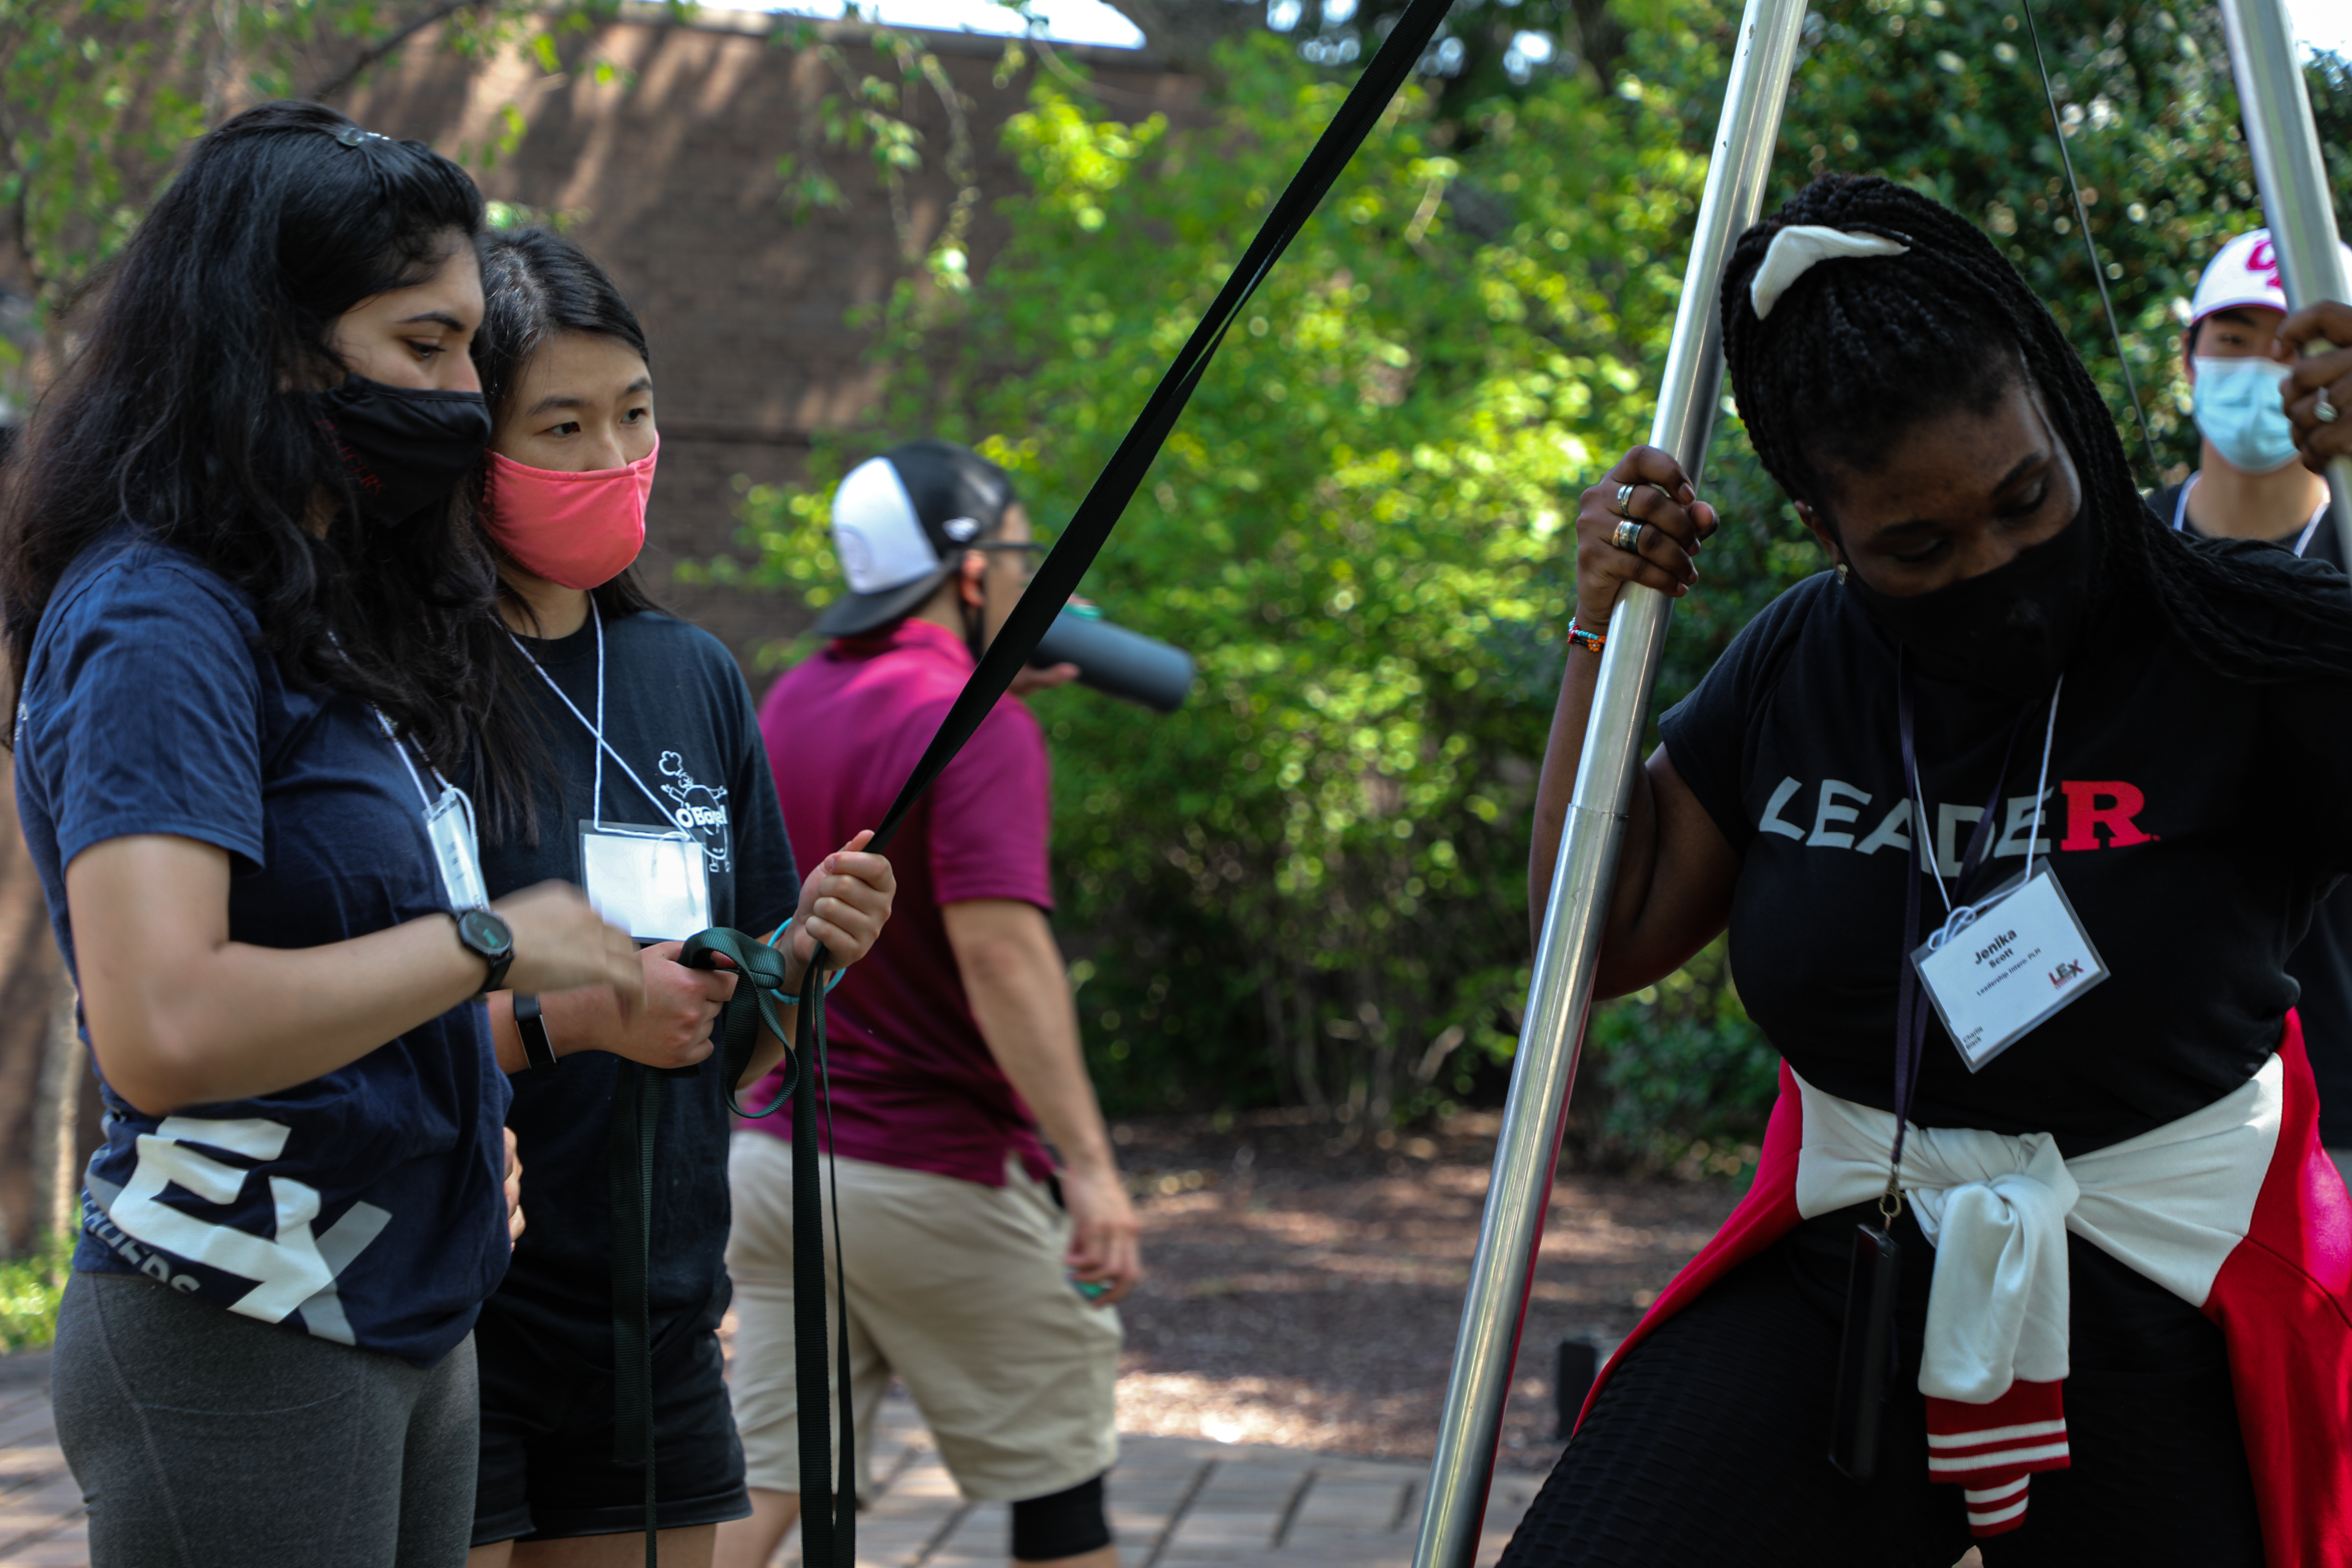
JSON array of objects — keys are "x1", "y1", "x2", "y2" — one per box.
[
  {"x1": 1658, "y1": 549, "x2": 2352, "y2": 1156},
  {"x1": 2148, "y1": 482, "x2": 2352, "y2": 1144},
  {"x1": 467, "y1": 609, "x2": 800, "y2": 1366}
]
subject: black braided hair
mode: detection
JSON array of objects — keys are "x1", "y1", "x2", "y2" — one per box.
[{"x1": 1720, "y1": 174, "x2": 2352, "y2": 685}]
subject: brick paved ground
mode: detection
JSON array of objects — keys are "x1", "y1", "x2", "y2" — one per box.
[{"x1": 0, "y1": 1354, "x2": 1533, "y2": 1568}]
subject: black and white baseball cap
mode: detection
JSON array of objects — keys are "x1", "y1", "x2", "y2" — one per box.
[{"x1": 815, "y1": 439, "x2": 1018, "y2": 637}]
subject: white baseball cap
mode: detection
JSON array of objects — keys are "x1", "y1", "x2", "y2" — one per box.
[
  {"x1": 818, "y1": 439, "x2": 1015, "y2": 637},
  {"x1": 2190, "y1": 229, "x2": 2352, "y2": 327}
]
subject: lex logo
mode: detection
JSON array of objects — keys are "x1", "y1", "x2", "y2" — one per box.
[{"x1": 2050, "y1": 959, "x2": 2086, "y2": 988}]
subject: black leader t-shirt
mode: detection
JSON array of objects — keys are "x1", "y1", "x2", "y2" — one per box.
[
  {"x1": 467, "y1": 609, "x2": 800, "y2": 1366},
  {"x1": 2149, "y1": 480, "x2": 2352, "y2": 1145},
  {"x1": 1658, "y1": 546, "x2": 2352, "y2": 1156}
]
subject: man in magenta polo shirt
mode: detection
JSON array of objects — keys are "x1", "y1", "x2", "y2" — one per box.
[{"x1": 717, "y1": 440, "x2": 1141, "y2": 1568}]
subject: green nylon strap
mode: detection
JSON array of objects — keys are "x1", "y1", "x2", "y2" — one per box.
[
  {"x1": 605, "y1": 929, "x2": 807, "y2": 1568},
  {"x1": 681, "y1": 928, "x2": 856, "y2": 1568}
]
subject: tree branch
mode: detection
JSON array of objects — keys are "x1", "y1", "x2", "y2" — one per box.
[{"x1": 306, "y1": 0, "x2": 488, "y2": 103}]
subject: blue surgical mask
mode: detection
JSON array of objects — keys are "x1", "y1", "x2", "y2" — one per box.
[{"x1": 2191, "y1": 355, "x2": 2300, "y2": 475}]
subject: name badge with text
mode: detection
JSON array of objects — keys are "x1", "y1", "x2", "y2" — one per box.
[
  {"x1": 1911, "y1": 868, "x2": 2107, "y2": 1073},
  {"x1": 580, "y1": 821, "x2": 711, "y2": 942},
  {"x1": 425, "y1": 789, "x2": 489, "y2": 911}
]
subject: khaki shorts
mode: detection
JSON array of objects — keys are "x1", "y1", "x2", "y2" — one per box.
[{"x1": 725, "y1": 1133, "x2": 1121, "y2": 1503}]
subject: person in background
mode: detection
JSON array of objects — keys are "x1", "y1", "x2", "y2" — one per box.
[
  {"x1": 715, "y1": 441, "x2": 1140, "y2": 1568},
  {"x1": 456, "y1": 229, "x2": 896, "y2": 1568},
  {"x1": 0, "y1": 104, "x2": 643, "y2": 1567},
  {"x1": 2149, "y1": 228, "x2": 2352, "y2": 1188}
]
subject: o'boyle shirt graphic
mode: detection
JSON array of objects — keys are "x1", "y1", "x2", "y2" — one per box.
[
  {"x1": 1658, "y1": 550, "x2": 2352, "y2": 1156},
  {"x1": 14, "y1": 536, "x2": 511, "y2": 1367}
]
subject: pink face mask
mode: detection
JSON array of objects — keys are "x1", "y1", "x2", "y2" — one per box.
[{"x1": 482, "y1": 435, "x2": 658, "y2": 590}]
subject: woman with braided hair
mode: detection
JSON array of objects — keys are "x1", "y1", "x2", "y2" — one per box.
[{"x1": 1500, "y1": 174, "x2": 2352, "y2": 1567}]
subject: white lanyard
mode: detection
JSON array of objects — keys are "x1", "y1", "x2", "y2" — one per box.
[
  {"x1": 1912, "y1": 678, "x2": 2064, "y2": 933},
  {"x1": 372, "y1": 706, "x2": 464, "y2": 816},
  {"x1": 371, "y1": 707, "x2": 489, "y2": 911},
  {"x1": 2170, "y1": 471, "x2": 2327, "y2": 559},
  {"x1": 507, "y1": 602, "x2": 676, "y2": 831}
]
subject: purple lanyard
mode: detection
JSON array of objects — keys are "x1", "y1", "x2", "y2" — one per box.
[{"x1": 1887, "y1": 662, "x2": 2037, "y2": 1213}]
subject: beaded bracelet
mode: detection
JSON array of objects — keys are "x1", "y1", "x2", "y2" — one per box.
[{"x1": 1566, "y1": 621, "x2": 1608, "y2": 655}]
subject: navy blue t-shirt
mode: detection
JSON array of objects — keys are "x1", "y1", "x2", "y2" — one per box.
[
  {"x1": 469, "y1": 609, "x2": 800, "y2": 1368},
  {"x1": 14, "y1": 535, "x2": 512, "y2": 1367}
]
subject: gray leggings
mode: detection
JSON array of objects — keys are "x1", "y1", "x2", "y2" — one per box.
[{"x1": 54, "y1": 1271, "x2": 479, "y2": 1568}]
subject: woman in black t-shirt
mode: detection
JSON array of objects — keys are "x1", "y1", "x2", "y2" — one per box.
[
  {"x1": 453, "y1": 229, "x2": 896, "y2": 1568},
  {"x1": 1501, "y1": 176, "x2": 2352, "y2": 1568}
]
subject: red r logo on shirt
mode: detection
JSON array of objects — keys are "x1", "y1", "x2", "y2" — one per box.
[{"x1": 2059, "y1": 780, "x2": 2154, "y2": 850}]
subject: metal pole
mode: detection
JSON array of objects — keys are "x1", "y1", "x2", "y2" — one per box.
[
  {"x1": 2218, "y1": 0, "x2": 2352, "y2": 558},
  {"x1": 1406, "y1": 2, "x2": 1805, "y2": 1563}
]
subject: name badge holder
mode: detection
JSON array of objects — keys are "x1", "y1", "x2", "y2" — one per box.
[
  {"x1": 375, "y1": 710, "x2": 489, "y2": 911},
  {"x1": 1903, "y1": 675, "x2": 2105, "y2": 1073},
  {"x1": 512, "y1": 605, "x2": 713, "y2": 942},
  {"x1": 1832, "y1": 668, "x2": 2094, "y2": 1482}
]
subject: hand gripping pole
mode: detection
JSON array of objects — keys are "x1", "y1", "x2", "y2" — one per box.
[
  {"x1": 2217, "y1": 0, "x2": 2352, "y2": 559},
  {"x1": 1406, "y1": 3, "x2": 1806, "y2": 1563}
]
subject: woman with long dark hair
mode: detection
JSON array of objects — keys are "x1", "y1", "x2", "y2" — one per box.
[
  {"x1": 1500, "y1": 175, "x2": 2352, "y2": 1566},
  {"x1": 454, "y1": 228, "x2": 893, "y2": 1568},
  {"x1": 3, "y1": 102, "x2": 643, "y2": 1566}
]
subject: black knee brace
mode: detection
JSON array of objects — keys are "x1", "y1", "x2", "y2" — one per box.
[{"x1": 1009, "y1": 1472, "x2": 1111, "y2": 1562}]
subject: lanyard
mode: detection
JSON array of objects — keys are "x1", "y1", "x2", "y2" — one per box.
[
  {"x1": 2170, "y1": 471, "x2": 2328, "y2": 559},
  {"x1": 1887, "y1": 664, "x2": 2063, "y2": 1209},
  {"x1": 371, "y1": 706, "x2": 470, "y2": 822},
  {"x1": 507, "y1": 602, "x2": 676, "y2": 831}
]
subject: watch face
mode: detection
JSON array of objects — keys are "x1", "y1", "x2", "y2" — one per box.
[{"x1": 458, "y1": 908, "x2": 513, "y2": 959}]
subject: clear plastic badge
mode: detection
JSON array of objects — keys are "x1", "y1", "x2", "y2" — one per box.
[
  {"x1": 579, "y1": 821, "x2": 710, "y2": 941},
  {"x1": 1910, "y1": 867, "x2": 2107, "y2": 1073},
  {"x1": 424, "y1": 788, "x2": 489, "y2": 911}
]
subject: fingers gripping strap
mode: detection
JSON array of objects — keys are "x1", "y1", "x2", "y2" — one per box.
[{"x1": 681, "y1": 927, "x2": 799, "y2": 1117}]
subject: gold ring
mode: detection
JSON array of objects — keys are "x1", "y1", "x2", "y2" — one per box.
[{"x1": 1610, "y1": 518, "x2": 1645, "y2": 554}]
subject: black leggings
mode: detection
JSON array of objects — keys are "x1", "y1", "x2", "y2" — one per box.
[{"x1": 1498, "y1": 1205, "x2": 2263, "y2": 1568}]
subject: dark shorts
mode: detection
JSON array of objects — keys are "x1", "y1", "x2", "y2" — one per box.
[{"x1": 471, "y1": 1307, "x2": 751, "y2": 1546}]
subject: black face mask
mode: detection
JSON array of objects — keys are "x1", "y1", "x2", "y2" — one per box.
[
  {"x1": 312, "y1": 375, "x2": 491, "y2": 526},
  {"x1": 1841, "y1": 507, "x2": 2100, "y2": 696}
]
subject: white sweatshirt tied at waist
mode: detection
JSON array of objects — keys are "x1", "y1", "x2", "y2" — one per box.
[{"x1": 1791, "y1": 1053, "x2": 2282, "y2": 1404}]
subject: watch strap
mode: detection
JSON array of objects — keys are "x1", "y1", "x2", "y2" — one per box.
[{"x1": 514, "y1": 993, "x2": 557, "y2": 1072}]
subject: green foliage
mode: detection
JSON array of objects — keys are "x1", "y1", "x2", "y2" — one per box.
[
  {"x1": 0, "y1": 1236, "x2": 71, "y2": 1352},
  {"x1": 727, "y1": 1, "x2": 2346, "y2": 1146},
  {"x1": 0, "y1": 0, "x2": 634, "y2": 404}
]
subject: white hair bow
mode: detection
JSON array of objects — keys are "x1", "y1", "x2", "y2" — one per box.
[{"x1": 1750, "y1": 224, "x2": 1911, "y2": 319}]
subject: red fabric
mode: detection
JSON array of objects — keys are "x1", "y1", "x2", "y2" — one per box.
[
  {"x1": 1924, "y1": 1379, "x2": 2067, "y2": 1537},
  {"x1": 1573, "y1": 1059, "x2": 1806, "y2": 1430},
  {"x1": 749, "y1": 617, "x2": 1055, "y2": 1187},
  {"x1": 2201, "y1": 1019, "x2": 2352, "y2": 1568},
  {"x1": 1575, "y1": 1025, "x2": 2352, "y2": 1566}
]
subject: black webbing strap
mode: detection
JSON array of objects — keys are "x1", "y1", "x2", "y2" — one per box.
[{"x1": 639, "y1": 8, "x2": 1463, "y2": 1562}]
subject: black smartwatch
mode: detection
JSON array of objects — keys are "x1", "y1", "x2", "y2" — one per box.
[
  {"x1": 513, "y1": 993, "x2": 557, "y2": 1072},
  {"x1": 455, "y1": 907, "x2": 515, "y2": 995}
]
